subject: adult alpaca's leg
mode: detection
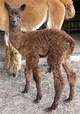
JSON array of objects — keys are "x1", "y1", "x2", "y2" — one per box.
[
  {"x1": 4, "y1": 31, "x2": 21, "y2": 77},
  {"x1": 62, "y1": 59, "x2": 77, "y2": 102},
  {"x1": 9, "y1": 40, "x2": 21, "y2": 77},
  {"x1": 4, "y1": 31, "x2": 10, "y2": 70},
  {"x1": 47, "y1": 0, "x2": 65, "y2": 29},
  {"x1": 5, "y1": 44, "x2": 10, "y2": 70}
]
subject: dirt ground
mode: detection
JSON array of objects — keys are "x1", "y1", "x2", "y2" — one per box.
[
  {"x1": 0, "y1": 59, "x2": 80, "y2": 114},
  {"x1": 0, "y1": 31, "x2": 80, "y2": 114}
]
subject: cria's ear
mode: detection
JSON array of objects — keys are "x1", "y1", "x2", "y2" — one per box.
[
  {"x1": 4, "y1": 1, "x2": 11, "y2": 11},
  {"x1": 19, "y1": 4, "x2": 26, "y2": 12}
]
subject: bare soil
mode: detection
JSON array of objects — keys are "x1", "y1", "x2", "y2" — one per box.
[{"x1": 0, "y1": 60, "x2": 80, "y2": 114}]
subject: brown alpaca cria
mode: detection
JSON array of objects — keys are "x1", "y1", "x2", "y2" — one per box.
[
  {"x1": 3, "y1": 0, "x2": 75, "y2": 77},
  {"x1": 4, "y1": 2, "x2": 77, "y2": 112}
]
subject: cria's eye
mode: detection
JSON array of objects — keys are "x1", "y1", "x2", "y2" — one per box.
[{"x1": 19, "y1": 16, "x2": 21, "y2": 19}]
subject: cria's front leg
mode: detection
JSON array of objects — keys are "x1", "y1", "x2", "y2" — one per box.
[
  {"x1": 22, "y1": 61, "x2": 32, "y2": 93},
  {"x1": 33, "y1": 67, "x2": 42, "y2": 103}
]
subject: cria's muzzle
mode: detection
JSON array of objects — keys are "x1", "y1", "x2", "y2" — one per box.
[{"x1": 12, "y1": 19, "x2": 17, "y2": 26}]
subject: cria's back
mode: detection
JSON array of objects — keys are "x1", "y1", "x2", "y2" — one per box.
[{"x1": 19, "y1": 28, "x2": 75, "y2": 59}]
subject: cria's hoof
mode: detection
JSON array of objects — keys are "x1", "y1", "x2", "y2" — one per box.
[
  {"x1": 63, "y1": 98, "x2": 72, "y2": 103},
  {"x1": 45, "y1": 107, "x2": 54, "y2": 113},
  {"x1": 33, "y1": 98, "x2": 41, "y2": 103},
  {"x1": 21, "y1": 90, "x2": 28, "y2": 93}
]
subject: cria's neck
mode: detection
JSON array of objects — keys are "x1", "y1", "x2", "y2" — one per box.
[
  {"x1": 9, "y1": 24, "x2": 22, "y2": 50},
  {"x1": 9, "y1": 25, "x2": 21, "y2": 33}
]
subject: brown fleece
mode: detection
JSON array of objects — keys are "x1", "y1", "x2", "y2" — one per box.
[
  {"x1": 3, "y1": 0, "x2": 75, "y2": 77},
  {"x1": 5, "y1": 2, "x2": 77, "y2": 112}
]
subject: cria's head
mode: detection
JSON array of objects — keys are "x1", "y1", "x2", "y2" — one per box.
[{"x1": 4, "y1": 1, "x2": 26, "y2": 27}]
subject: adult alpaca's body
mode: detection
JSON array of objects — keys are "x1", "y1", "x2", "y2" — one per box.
[
  {"x1": 5, "y1": 2, "x2": 77, "y2": 112},
  {"x1": 2, "y1": 0, "x2": 75, "y2": 76}
]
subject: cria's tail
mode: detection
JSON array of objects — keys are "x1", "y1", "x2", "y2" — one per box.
[
  {"x1": 67, "y1": 37, "x2": 75, "y2": 55},
  {"x1": 60, "y1": 0, "x2": 75, "y2": 20}
]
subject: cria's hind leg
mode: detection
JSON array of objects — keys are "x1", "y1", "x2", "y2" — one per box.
[
  {"x1": 22, "y1": 60, "x2": 32, "y2": 93},
  {"x1": 46, "y1": 62, "x2": 66, "y2": 112},
  {"x1": 62, "y1": 59, "x2": 77, "y2": 103},
  {"x1": 33, "y1": 67, "x2": 42, "y2": 103}
]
